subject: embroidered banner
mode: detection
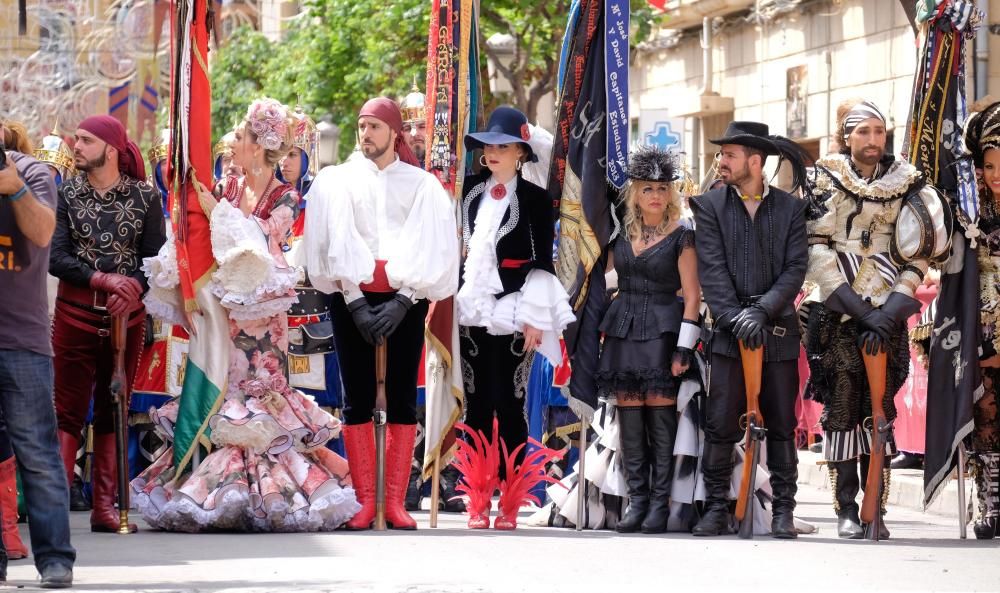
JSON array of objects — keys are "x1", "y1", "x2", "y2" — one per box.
[{"x1": 604, "y1": 0, "x2": 629, "y2": 189}]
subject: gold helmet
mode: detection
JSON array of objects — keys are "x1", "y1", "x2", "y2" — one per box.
[
  {"x1": 400, "y1": 79, "x2": 426, "y2": 125},
  {"x1": 213, "y1": 131, "x2": 237, "y2": 180},
  {"x1": 33, "y1": 123, "x2": 75, "y2": 180},
  {"x1": 289, "y1": 106, "x2": 318, "y2": 177},
  {"x1": 147, "y1": 128, "x2": 170, "y2": 168}
]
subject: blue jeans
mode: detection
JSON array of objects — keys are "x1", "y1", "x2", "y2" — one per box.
[{"x1": 0, "y1": 349, "x2": 75, "y2": 571}]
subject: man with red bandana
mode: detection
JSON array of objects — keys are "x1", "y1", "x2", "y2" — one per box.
[
  {"x1": 49, "y1": 115, "x2": 165, "y2": 533},
  {"x1": 304, "y1": 97, "x2": 458, "y2": 530}
]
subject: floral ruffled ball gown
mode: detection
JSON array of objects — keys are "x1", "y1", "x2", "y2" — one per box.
[{"x1": 131, "y1": 181, "x2": 360, "y2": 532}]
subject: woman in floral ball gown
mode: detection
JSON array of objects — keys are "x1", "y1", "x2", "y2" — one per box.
[{"x1": 131, "y1": 98, "x2": 360, "y2": 532}]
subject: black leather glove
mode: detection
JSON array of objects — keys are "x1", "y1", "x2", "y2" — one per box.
[
  {"x1": 671, "y1": 347, "x2": 693, "y2": 376},
  {"x1": 825, "y1": 284, "x2": 873, "y2": 319},
  {"x1": 825, "y1": 283, "x2": 893, "y2": 340},
  {"x1": 732, "y1": 305, "x2": 767, "y2": 349},
  {"x1": 857, "y1": 308, "x2": 894, "y2": 340},
  {"x1": 858, "y1": 329, "x2": 886, "y2": 355},
  {"x1": 880, "y1": 292, "x2": 922, "y2": 325},
  {"x1": 369, "y1": 293, "x2": 414, "y2": 341},
  {"x1": 346, "y1": 297, "x2": 378, "y2": 346}
]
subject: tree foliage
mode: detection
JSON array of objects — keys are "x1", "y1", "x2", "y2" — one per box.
[{"x1": 210, "y1": 1, "x2": 660, "y2": 160}]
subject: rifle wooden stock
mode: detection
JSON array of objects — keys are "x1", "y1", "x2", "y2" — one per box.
[
  {"x1": 860, "y1": 349, "x2": 888, "y2": 527},
  {"x1": 373, "y1": 341, "x2": 388, "y2": 531},
  {"x1": 109, "y1": 315, "x2": 132, "y2": 534},
  {"x1": 735, "y1": 342, "x2": 765, "y2": 524}
]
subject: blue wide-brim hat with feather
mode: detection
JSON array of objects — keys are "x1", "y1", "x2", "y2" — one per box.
[{"x1": 464, "y1": 106, "x2": 538, "y2": 162}]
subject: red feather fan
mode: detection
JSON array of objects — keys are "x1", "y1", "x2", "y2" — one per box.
[
  {"x1": 495, "y1": 437, "x2": 565, "y2": 530},
  {"x1": 452, "y1": 419, "x2": 501, "y2": 529}
]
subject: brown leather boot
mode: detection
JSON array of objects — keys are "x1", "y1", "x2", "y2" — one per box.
[
  {"x1": 0, "y1": 457, "x2": 28, "y2": 559},
  {"x1": 89, "y1": 433, "x2": 136, "y2": 533}
]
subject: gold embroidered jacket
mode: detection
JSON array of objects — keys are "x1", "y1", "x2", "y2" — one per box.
[{"x1": 805, "y1": 154, "x2": 952, "y2": 307}]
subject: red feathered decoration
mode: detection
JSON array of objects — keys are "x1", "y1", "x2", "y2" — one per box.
[
  {"x1": 495, "y1": 437, "x2": 565, "y2": 530},
  {"x1": 452, "y1": 419, "x2": 501, "y2": 529}
]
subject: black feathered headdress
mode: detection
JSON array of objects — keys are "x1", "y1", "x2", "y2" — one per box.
[{"x1": 626, "y1": 145, "x2": 680, "y2": 182}]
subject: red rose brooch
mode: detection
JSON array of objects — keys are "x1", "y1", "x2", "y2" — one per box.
[{"x1": 520, "y1": 123, "x2": 531, "y2": 141}]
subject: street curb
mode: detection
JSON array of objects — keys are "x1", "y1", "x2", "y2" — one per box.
[{"x1": 797, "y1": 451, "x2": 967, "y2": 519}]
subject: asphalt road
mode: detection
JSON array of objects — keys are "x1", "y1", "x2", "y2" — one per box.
[{"x1": 5, "y1": 480, "x2": 997, "y2": 593}]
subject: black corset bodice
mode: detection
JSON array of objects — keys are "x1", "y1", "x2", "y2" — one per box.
[{"x1": 599, "y1": 226, "x2": 694, "y2": 341}]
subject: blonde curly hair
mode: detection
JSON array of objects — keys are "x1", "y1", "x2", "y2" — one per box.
[{"x1": 621, "y1": 180, "x2": 681, "y2": 242}]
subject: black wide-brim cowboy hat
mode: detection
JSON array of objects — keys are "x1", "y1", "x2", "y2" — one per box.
[
  {"x1": 464, "y1": 105, "x2": 538, "y2": 162},
  {"x1": 709, "y1": 121, "x2": 778, "y2": 155}
]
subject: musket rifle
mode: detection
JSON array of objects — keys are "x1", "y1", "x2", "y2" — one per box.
[
  {"x1": 860, "y1": 349, "x2": 890, "y2": 541},
  {"x1": 108, "y1": 314, "x2": 134, "y2": 535},
  {"x1": 373, "y1": 341, "x2": 388, "y2": 531},
  {"x1": 735, "y1": 340, "x2": 766, "y2": 540}
]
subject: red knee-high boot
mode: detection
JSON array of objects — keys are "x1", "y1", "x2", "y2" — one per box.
[
  {"x1": 57, "y1": 431, "x2": 78, "y2": 492},
  {"x1": 385, "y1": 424, "x2": 417, "y2": 530},
  {"x1": 343, "y1": 422, "x2": 376, "y2": 530},
  {"x1": 0, "y1": 458, "x2": 28, "y2": 559},
  {"x1": 90, "y1": 433, "x2": 136, "y2": 533}
]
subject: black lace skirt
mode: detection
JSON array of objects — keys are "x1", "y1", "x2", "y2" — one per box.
[{"x1": 596, "y1": 331, "x2": 697, "y2": 401}]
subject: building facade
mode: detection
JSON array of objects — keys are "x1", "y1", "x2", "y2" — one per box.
[{"x1": 634, "y1": 0, "x2": 1000, "y2": 183}]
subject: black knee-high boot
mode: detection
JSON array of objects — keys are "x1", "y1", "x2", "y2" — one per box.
[
  {"x1": 859, "y1": 453, "x2": 891, "y2": 539},
  {"x1": 616, "y1": 407, "x2": 650, "y2": 533},
  {"x1": 767, "y1": 439, "x2": 798, "y2": 539},
  {"x1": 973, "y1": 452, "x2": 1000, "y2": 539},
  {"x1": 828, "y1": 459, "x2": 863, "y2": 539},
  {"x1": 641, "y1": 405, "x2": 677, "y2": 534},
  {"x1": 692, "y1": 442, "x2": 734, "y2": 536}
]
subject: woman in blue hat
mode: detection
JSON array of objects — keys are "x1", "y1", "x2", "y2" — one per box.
[{"x1": 457, "y1": 106, "x2": 574, "y2": 529}]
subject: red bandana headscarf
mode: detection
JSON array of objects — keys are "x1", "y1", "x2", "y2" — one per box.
[
  {"x1": 78, "y1": 115, "x2": 146, "y2": 180},
  {"x1": 358, "y1": 97, "x2": 420, "y2": 168}
]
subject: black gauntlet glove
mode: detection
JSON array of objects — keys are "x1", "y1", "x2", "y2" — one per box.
[
  {"x1": 732, "y1": 305, "x2": 767, "y2": 349},
  {"x1": 857, "y1": 330, "x2": 886, "y2": 355},
  {"x1": 857, "y1": 308, "x2": 894, "y2": 340},
  {"x1": 347, "y1": 297, "x2": 379, "y2": 346},
  {"x1": 370, "y1": 293, "x2": 414, "y2": 341}
]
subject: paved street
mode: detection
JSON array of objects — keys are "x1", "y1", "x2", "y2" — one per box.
[{"x1": 5, "y1": 478, "x2": 998, "y2": 593}]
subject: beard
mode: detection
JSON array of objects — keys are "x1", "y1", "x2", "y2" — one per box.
[
  {"x1": 74, "y1": 150, "x2": 107, "y2": 172},
  {"x1": 718, "y1": 162, "x2": 751, "y2": 187},
  {"x1": 362, "y1": 137, "x2": 393, "y2": 161},
  {"x1": 851, "y1": 145, "x2": 884, "y2": 167},
  {"x1": 413, "y1": 144, "x2": 426, "y2": 164}
]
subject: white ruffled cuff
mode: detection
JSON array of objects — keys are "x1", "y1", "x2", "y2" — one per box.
[
  {"x1": 516, "y1": 269, "x2": 575, "y2": 332},
  {"x1": 141, "y1": 239, "x2": 185, "y2": 326},
  {"x1": 493, "y1": 269, "x2": 574, "y2": 365},
  {"x1": 143, "y1": 239, "x2": 180, "y2": 290},
  {"x1": 143, "y1": 285, "x2": 186, "y2": 327}
]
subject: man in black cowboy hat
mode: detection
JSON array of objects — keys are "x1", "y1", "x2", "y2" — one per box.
[{"x1": 689, "y1": 121, "x2": 810, "y2": 538}]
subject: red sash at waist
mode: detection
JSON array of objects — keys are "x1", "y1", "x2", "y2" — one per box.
[{"x1": 360, "y1": 260, "x2": 394, "y2": 293}]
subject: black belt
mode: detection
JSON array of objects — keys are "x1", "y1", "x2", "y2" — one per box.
[{"x1": 289, "y1": 288, "x2": 331, "y2": 317}]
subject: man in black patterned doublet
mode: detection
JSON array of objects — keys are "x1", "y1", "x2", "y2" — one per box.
[{"x1": 49, "y1": 115, "x2": 165, "y2": 534}]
